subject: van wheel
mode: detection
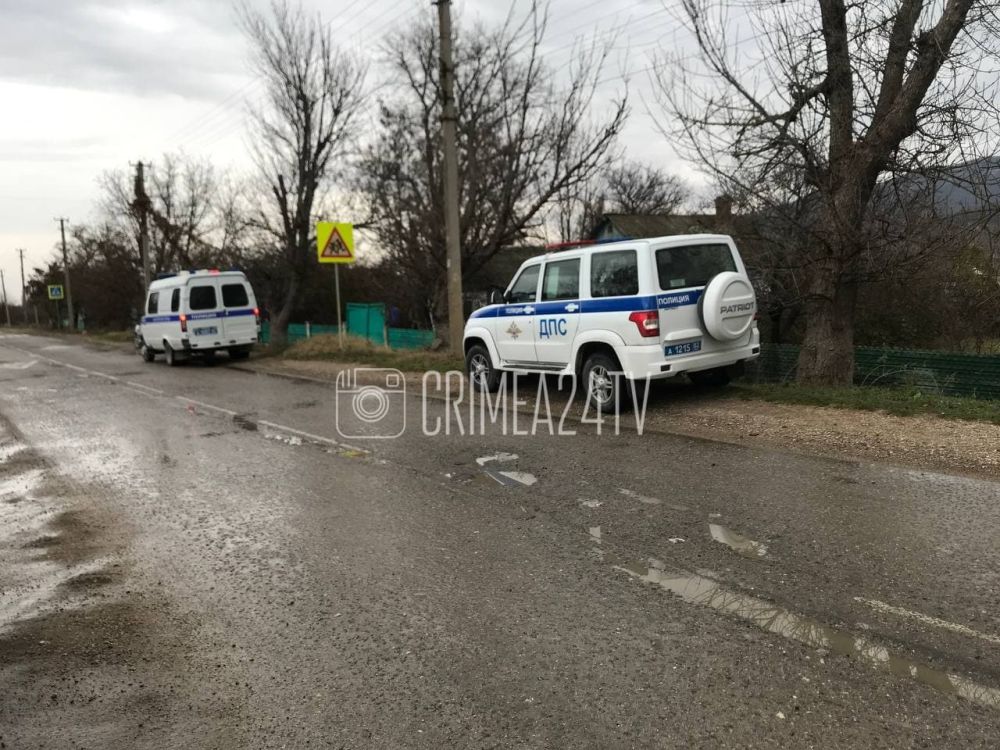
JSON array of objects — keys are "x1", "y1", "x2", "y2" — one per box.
[
  {"x1": 140, "y1": 343, "x2": 155, "y2": 363},
  {"x1": 164, "y1": 343, "x2": 180, "y2": 367},
  {"x1": 582, "y1": 352, "x2": 627, "y2": 413},
  {"x1": 466, "y1": 344, "x2": 501, "y2": 392},
  {"x1": 689, "y1": 367, "x2": 731, "y2": 387}
]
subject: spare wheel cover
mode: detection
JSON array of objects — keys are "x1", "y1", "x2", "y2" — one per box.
[{"x1": 700, "y1": 272, "x2": 756, "y2": 341}]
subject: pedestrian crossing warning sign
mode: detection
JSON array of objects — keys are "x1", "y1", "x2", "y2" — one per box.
[{"x1": 317, "y1": 222, "x2": 355, "y2": 264}]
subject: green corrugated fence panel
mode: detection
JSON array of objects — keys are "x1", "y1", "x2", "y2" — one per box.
[
  {"x1": 746, "y1": 344, "x2": 1000, "y2": 400},
  {"x1": 346, "y1": 303, "x2": 386, "y2": 343},
  {"x1": 387, "y1": 327, "x2": 435, "y2": 350}
]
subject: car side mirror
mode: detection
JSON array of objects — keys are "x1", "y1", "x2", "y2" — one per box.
[{"x1": 487, "y1": 286, "x2": 506, "y2": 305}]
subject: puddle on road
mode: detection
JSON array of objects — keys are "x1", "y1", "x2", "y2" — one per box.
[
  {"x1": 709, "y1": 524, "x2": 769, "y2": 558},
  {"x1": 484, "y1": 469, "x2": 538, "y2": 487},
  {"x1": 614, "y1": 558, "x2": 1000, "y2": 710},
  {"x1": 233, "y1": 414, "x2": 258, "y2": 432},
  {"x1": 475, "y1": 453, "x2": 537, "y2": 486},
  {"x1": 475, "y1": 453, "x2": 519, "y2": 466},
  {"x1": 619, "y1": 488, "x2": 689, "y2": 512}
]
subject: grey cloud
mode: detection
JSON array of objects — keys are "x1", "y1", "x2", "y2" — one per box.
[{"x1": 0, "y1": 0, "x2": 252, "y2": 99}]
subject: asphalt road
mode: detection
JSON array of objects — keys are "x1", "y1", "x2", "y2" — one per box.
[{"x1": 1, "y1": 332, "x2": 998, "y2": 748}]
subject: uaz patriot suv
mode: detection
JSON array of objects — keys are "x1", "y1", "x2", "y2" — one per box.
[{"x1": 463, "y1": 234, "x2": 760, "y2": 409}]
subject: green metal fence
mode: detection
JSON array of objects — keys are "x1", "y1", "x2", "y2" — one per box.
[
  {"x1": 746, "y1": 344, "x2": 1000, "y2": 400},
  {"x1": 259, "y1": 318, "x2": 435, "y2": 351}
]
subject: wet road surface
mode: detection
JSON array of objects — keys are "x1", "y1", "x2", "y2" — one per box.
[{"x1": 1, "y1": 333, "x2": 998, "y2": 748}]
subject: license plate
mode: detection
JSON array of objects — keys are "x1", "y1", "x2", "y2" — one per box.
[
  {"x1": 665, "y1": 340, "x2": 702, "y2": 357},
  {"x1": 193, "y1": 326, "x2": 218, "y2": 336}
]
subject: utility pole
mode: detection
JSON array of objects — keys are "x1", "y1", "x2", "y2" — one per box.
[
  {"x1": 0, "y1": 270, "x2": 10, "y2": 327},
  {"x1": 56, "y1": 217, "x2": 75, "y2": 330},
  {"x1": 436, "y1": 0, "x2": 464, "y2": 351},
  {"x1": 132, "y1": 161, "x2": 152, "y2": 291},
  {"x1": 17, "y1": 248, "x2": 27, "y2": 323}
]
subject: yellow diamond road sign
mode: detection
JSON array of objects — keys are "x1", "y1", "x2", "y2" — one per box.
[{"x1": 317, "y1": 222, "x2": 355, "y2": 264}]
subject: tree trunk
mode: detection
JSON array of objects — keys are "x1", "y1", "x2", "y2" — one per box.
[
  {"x1": 796, "y1": 259, "x2": 857, "y2": 386},
  {"x1": 268, "y1": 274, "x2": 301, "y2": 350}
]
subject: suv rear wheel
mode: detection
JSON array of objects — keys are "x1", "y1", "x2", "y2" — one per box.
[
  {"x1": 466, "y1": 344, "x2": 501, "y2": 392},
  {"x1": 582, "y1": 351, "x2": 628, "y2": 413}
]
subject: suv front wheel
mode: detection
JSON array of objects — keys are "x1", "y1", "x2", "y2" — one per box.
[{"x1": 466, "y1": 344, "x2": 502, "y2": 392}]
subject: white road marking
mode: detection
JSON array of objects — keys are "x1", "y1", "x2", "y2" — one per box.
[
  {"x1": 258, "y1": 420, "x2": 366, "y2": 453},
  {"x1": 2, "y1": 341, "x2": 362, "y2": 456},
  {"x1": 176, "y1": 396, "x2": 237, "y2": 418},
  {"x1": 853, "y1": 597, "x2": 1000, "y2": 646},
  {"x1": 126, "y1": 381, "x2": 164, "y2": 396},
  {"x1": 0, "y1": 360, "x2": 37, "y2": 370}
]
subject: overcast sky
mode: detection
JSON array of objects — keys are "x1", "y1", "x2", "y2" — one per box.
[{"x1": 0, "y1": 0, "x2": 709, "y2": 305}]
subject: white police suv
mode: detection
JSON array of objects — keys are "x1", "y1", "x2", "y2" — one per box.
[
  {"x1": 463, "y1": 234, "x2": 760, "y2": 409},
  {"x1": 135, "y1": 269, "x2": 260, "y2": 366}
]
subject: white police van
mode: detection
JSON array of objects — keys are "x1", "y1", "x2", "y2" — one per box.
[
  {"x1": 135, "y1": 269, "x2": 260, "y2": 366},
  {"x1": 463, "y1": 234, "x2": 760, "y2": 408}
]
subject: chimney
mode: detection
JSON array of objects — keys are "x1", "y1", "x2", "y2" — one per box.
[{"x1": 715, "y1": 194, "x2": 733, "y2": 220}]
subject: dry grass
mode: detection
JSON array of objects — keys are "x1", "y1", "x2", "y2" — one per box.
[{"x1": 283, "y1": 334, "x2": 463, "y2": 372}]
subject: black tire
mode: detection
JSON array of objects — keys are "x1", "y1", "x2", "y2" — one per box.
[
  {"x1": 582, "y1": 351, "x2": 628, "y2": 413},
  {"x1": 229, "y1": 349, "x2": 250, "y2": 361},
  {"x1": 140, "y1": 342, "x2": 155, "y2": 363},
  {"x1": 689, "y1": 367, "x2": 731, "y2": 387},
  {"x1": 466, "y1": 344, "x2": 502, "y2": 393},
  {"x1": 164, "y1": 343, "x2": 180, "y2": 367}
]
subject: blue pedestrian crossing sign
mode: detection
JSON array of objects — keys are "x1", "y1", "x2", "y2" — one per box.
[{"x1": 47, "y1": 284, "x2": 64, "y2": 300}]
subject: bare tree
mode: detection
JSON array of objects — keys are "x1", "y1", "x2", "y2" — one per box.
[
  {"x1": 99, "y1": 153, "x2": 221, "y2": 284},
  {"x1": 358, "y1": 4, "x2": 628, "y2": 328},
  {"x1": 239, "y1": 0, "x2": 367, "y2": 347},
  {"x1": 655, "y1": 0, "x2": 1000, "y2": 384}
]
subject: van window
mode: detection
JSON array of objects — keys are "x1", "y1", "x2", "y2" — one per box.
[
  {"x1": 507, "y1": 265, "x2": 540, "y2": 304},
  {"x1": 170, "y1": 288, "x2": 180, "y2": 312},
  {"x1": 221, "y1": 283, "x2": 249, "y2": 308},
  {"x1": 146, "y1": 292, "x2": 159, "y2": 314},
  {"x1": 541, "y1": 258, "x2": 580, "y2": 301},
  {"x1": 591, "y1": 250, "x2": 638, "y2": 297},
  {"x1": 656, "y1": 244, "x2": 736, "y2": 290},
  {"x1": 189, "y1": 285, "x2": 217, "y2": 310}
]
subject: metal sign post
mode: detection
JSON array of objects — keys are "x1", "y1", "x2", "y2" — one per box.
[
  {"x1": 334, "y1": 265, "x2": 343, "y2": 348},
  {"x1": 316, "y1": 222, "x2": 356, "y2": 350}
]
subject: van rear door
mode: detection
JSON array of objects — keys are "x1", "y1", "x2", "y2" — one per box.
[
  {"x1": 220, "y1": 278, "x2": 257, "y2": 344},
  {"x1": 186, "y1": 281, "x2": 224, "y2": 350}
]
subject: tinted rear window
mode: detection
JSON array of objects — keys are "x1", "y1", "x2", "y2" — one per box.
[
  {"x1": 146, "y1": 292, "x2": 159, "y2": 314},
  {"x1": 656, "y1": 244, "x2": 736, "y2": 290},
  {"x1": 189, "y1": 285, "x2": 217, "y2": 310},
  {"x1": 222, "y1": 283, "x2": 249, "y2": 308},
  {"x1": 591, "y1": 250, "x2": 638, "y2": 297},
  {"x1": 170, "y1": 288, "x2": 180, "y2": 312}
]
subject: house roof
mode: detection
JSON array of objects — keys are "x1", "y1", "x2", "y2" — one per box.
[{"x1": 591, "y1": 212, "x2": 757, "y2": 240}]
